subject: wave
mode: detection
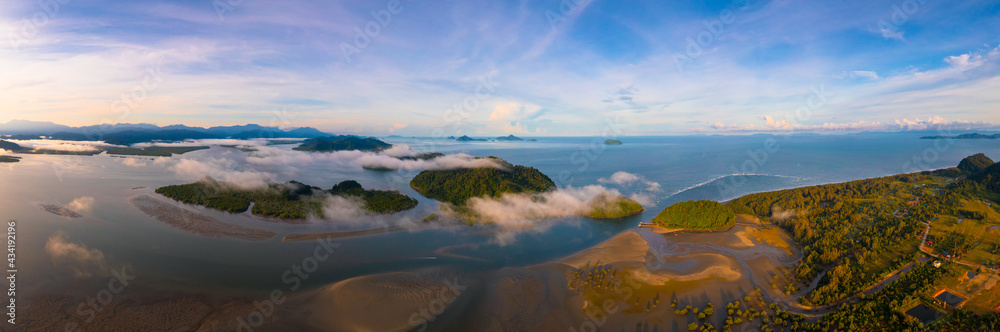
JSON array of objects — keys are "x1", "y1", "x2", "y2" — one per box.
[{"x1": 663, "y1": 173, "x2": 803, "y2": 201}]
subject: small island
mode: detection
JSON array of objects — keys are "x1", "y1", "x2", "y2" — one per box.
[
  {"x1": 0, "y1": 156, "x2": 20, "y2": 163},
  {"x1": 604, "y1": 139, "x2": 623, "y2": 145},
  {"x1": 455, "y1": 135, "x2": 487, "y2": 142},
  {"x1": 920, "y1": 133, "x2": 1000, "y2": 140},
  {"x1": 294, "y1": 135, "x2": 391, "y2": 152},
  {"x1": 651, "y1": 200, "x2": 735, "y2": 231},
  {"x1": 587, "y1": 195, "x2": 644, "y2": 218},
  {"x1": 495, "y1": 134, "x2": 524, "y2": 141},
  {"x1": 155, "y1": 178, "x2": 417, "y2": 220}
]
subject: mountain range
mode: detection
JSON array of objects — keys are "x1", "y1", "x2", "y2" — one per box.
[{"x1": 0, "y1": 120, "x2": 332, "y2": 145}]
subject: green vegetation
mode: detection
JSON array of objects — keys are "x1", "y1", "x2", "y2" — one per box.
[
  {"x1": 652, "y1": 200, "x2": 735, "y2": 230},
  {"x1": 604, "y1": 139, "x2": 623, "y2": 145},
  {"x1": 959, "y1": 153, "x2": 995, "y2": 174},
  {"x1": 587, "y1": 195, "x2": 644, "y2": 218},
  {"x1": 156, "y1": 179, "x2": 416, "y2": 219},
  {"x1": 0, "y1": 155, "x2": 20, "y2": 163},
  {"x1": 293, "y1": 135, "x2": 391, "y2": 152},
  {"x1": 409, "y1": 157, "x2": 555, "y2": 205}
]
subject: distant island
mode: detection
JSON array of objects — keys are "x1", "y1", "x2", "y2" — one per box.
[
  {"x1": 155, "y1": 179, "x2": 417, "y2": 219},
  {"x1": 652, "y1": 200, "x2": 736, "y2": 231},
  {"x1": 495, "y1": 135, "x2": 523, "y2": 141},
  {"x1": 604, "y1": 139, "x2": 623, "y2": 145},
  {"x1": 0, "y1": 156, "x2": 20, "y2": 163},
  {"x1": 920, "y1": 133, "x2": 1000, "y2": 140},
  {"x1": 455, "y1": 135, "x2": 487, "y2": 142},
  {"x1": 293, "y1": 135, "x2": 391, "y2": 152},
  {"x1": 397, "y1": 152, "x2": 444, "y2": 161}
]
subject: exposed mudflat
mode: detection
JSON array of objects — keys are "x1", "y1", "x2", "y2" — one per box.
[{"x1": 130, "y1": 194, "x2": 275, "y2": 241}]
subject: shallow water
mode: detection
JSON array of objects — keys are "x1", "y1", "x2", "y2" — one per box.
[{"x1": 5, "y1": 134, "x2": 1000, "y2": 300}]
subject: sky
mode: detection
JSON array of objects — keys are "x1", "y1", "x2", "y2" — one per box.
[{"x1": 1, "y1": 0, "x2": 999, "y2": 136}]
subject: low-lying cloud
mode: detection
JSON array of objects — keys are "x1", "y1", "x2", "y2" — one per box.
[
  {"x1": 464, "y1": 185, "x2": 625, "y2": 227},
  {"x1": 171, "y1": 157, "x2": 275, "y2": 189},
  {"x1": 68, "y1": 196, "x2": 95, "y2": 213},
  {"x1": 597, "y1": 171, "x2": 662, "y2": 205},
  {"x1": 9, "y1": 139, "x2": 119, "y2": 152}
]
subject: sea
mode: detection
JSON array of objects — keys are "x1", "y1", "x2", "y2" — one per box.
[{"x1": 3, "y1": 133, "x2": 998, "y2": 297}]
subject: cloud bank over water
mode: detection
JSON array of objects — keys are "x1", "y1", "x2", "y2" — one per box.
[{"x1": 465, "y1": 185, "x2": 624, "y2": 226}]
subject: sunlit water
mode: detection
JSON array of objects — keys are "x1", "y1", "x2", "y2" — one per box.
[{"x1": 4, "y1": 134, "x2": 998, "y2": 298}]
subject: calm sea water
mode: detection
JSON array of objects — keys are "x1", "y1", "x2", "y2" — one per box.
[{"x1": 4, "y1": 134, "x2": 998, "y2": 296}]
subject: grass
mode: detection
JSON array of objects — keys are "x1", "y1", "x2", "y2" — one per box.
[{"x1": 750, "y1": 227, "x2": 793, "y2": 254}]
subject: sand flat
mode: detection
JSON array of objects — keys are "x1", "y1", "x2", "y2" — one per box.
[
  {"x1": 559, "y1": 230, "x2": 649, "y2": 269},
  {"x1": 131, "y1": 194, "x2": 275, "y2": 241}
]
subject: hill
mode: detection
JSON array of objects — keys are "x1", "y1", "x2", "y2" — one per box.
[
  {"x1": 0, "y1": 140, "x2": 25, "y2": 151},
  {"x1": 293, "y1": 136, "x2": 391, "y2": 152},
  {"x1": 495, "y1": 135, "x2": 524, "y2": 141},
  {"x1": 652, "y1": 200, "x2": 735, "y2": 230},
  {"x1": 958, "y1": 153, "x2": 995, "y2": 174},
  {"x1": 970, "y1": 162, "x2": 1000, "y2": 194},
  {"x1": 455, "y1": 135, "x2": 487, "y2": 142},
  {"x1": 409, "y1": 157, "x2": 556, "y2": 205}
]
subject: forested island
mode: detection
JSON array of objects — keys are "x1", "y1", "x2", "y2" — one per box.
[
  {"x1": 0, "y1": 155, "x2": 20, "y2": 163},
  {"x1": 587, "y1": 195, "x2": 645, "y2": 218},
  {"x1": 604, "y1": 139, "x2": 623, "y2": 145},
  {"x1": 155, "y1": 179, "x2": 417, "y2": 219},
  {"x1": 409, "y1": 157, "x2": 556, "y2": 205},
  {"x1": 652, "y1": 200, "x2": 736, "y2": 230},
  {"x1": 293, "y1": 135, "x2": 391, "y2": 152},
  {"x1": 410, "y1": 157, "x2": 644, "y2": 219}
]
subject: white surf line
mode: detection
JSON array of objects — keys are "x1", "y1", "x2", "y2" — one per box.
[{"x1": 663, "y1": 173, "x2": 806, "y2": 200}]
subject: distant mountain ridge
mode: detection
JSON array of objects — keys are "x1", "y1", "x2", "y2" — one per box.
[
  {"x1": 920, "y1": 133, "x2": 1000, "y2": 139},
  {"x1": 0, "y1": 120, "x2": 332, "y2": 144}
]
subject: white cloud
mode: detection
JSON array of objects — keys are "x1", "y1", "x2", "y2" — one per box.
[
  {"x1": 68, "y1": 196, "x2": 95, "y2": 213},
  {"x1": 489, "y1": 103, "x2": 543, "y2": 121},
  {"x1": 170, "y1": 157, "x2": 276, "y2": 189},
  {"x1": 120, "y1": 158, "x2": 147, "y2": 167},
  {"x1": 598, "y1": 171, "x2": 662, "y2": 192},
  {"x1": 850, "y1": 71, "x2": 878, "y2": 79},
  {"x1": 465, "y1": 185, "x2": 622, "y2": 226}
]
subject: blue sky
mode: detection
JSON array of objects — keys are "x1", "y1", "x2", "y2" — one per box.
[{"x1": 2, "y1": 0, "x2": 999, "y2": 136}]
